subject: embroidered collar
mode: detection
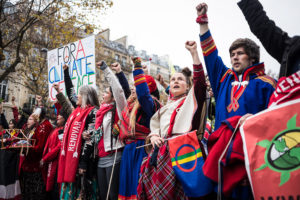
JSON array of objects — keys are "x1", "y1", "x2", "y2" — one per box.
[
  {"x1": 232, "y1": 62, "x2": 265, "y2": 82},
  {"x1": 226, "y1": 63, "x2": 265, "y2": 113},
  {"x1": 169, "y1": 93, "x2": 187, "y2": 101}
]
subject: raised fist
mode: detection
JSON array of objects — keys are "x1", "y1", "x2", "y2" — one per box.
[
  {"x1": 96, "y1": 61, "x2": 103, "y2": 69},
  {"x1": 196, "y1": 3, "x2": 208, "y2": 16},
  {"x1": 63, "y1": 64, "x2": 69, "y2": 70},
  {"x1": 156, "y1": 74, "x2": 164, "y2": 85},
  {"x1": 53, "y1": 83, "x2": 60, "y2": 93},
  {"x1": 131, "y1": 57, "x2": 142, "y2": 66},
  {"x1": 111, "y1": 62, "x2": 122, "y2": 73},
  {"x1": 36, "y1": 95, "x2": 42, "y2": 102},
  {"x1": 185, "y1": 41, "x2": 197, "y2": 52},
  {"x1": 82, "y1": 130, "x2": 91, "y2": 140},
  {"x1": 96, "y1": 61, "x2": 107, "y2": 70}
]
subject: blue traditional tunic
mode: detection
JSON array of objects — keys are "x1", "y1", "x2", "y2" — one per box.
[
  {"x1": 200, "y1": 30, "x2": 277, "y2": 129},
  {"x1": 118, "y1": 58, "x2": 160, "y2": 200}
]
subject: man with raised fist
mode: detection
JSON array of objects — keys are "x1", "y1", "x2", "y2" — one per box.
[
  {"x1": 196, "y1": 3, "x2": 276, "y2": 130},
  {"x1": 195, "y1": 3, "x2": 277, "y2": 199}
]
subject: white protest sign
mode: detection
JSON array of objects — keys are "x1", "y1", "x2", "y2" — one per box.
[{"x1": 47, "y1": 35, "x2": 96, "y2": 101}]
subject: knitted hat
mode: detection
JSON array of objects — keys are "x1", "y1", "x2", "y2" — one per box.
[
  {"x1": 144, "y1": 75, "x2": 157, "y2": 94},
  {"x1": 145, "y1": 75, "x2": 160, "y2": 100}
]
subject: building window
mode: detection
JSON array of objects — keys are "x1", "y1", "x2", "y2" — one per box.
[
  {"x1": 0, "y1": 80, "x2": 8, "y2": 102},
  {"x1": 115, "y1": 54, "x2": 120, "y2": 61},
  {"x1": 28, "y1": 94, "x2": 36, "y2": 110},
  {"x1": 104, "y1": 50, "x2": 110, "y2": 56},
  {"x1": 122, "y1": 56, "x2": 127, "y2": 67},
  {"x1": 35, "y1": 27, "x2": 42, "y2": 36},
  {"x1": 156, "y1": 67, "x2": 161, "y2": 75},
  {"x1": 2, "y1": 50, "x2": 11, "y2": 68}
]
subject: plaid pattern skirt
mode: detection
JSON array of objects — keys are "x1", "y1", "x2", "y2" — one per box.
[{"x1": 137, "y1": 144, "x2": 187, "y2": 200}]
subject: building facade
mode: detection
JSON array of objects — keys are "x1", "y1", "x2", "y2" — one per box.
[
  {"x1": 96, "y1": 29, "x2": 171, "y2": 103},
  {"x1": 0, "y1": 27, "x2": 174, "y2": 122}
]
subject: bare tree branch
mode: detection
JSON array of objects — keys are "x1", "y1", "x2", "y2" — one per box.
[
  {"x1": 0, "y1": 28, "x2": 25, "y2": 82},
  {"x1": 2, "y1": 0, "x2": 57, "y2": 49},
  {"x1": 25, "y1": 0, "x2": 34, "y2": 22},
  {"x1": 2, "y1": 16, "x2": 35, "y2": 48},
  {"x1": 1, "y1": 0, "x2": 111, "y2": 96}
]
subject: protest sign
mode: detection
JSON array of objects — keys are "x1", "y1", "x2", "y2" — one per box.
[
  {"x1": 240, "y1": 99, "x2": 300, "y2": 200},
  {"x1": 47, "y1": 35, "x2": 96, "y2": 101}
]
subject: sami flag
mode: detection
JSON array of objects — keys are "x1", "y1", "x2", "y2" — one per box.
[
  {"x1": 168, "y1": 130, "x2": 213, "y2": 197},
  {"x1": 240, "y1": 99, "x2": 300, "y2": 199}
]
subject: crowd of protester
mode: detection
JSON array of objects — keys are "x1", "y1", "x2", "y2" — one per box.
[{"x1": 0, "y1": 0, "x2": 299, "y2": 199}]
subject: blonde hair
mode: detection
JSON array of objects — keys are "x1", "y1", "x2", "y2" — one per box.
[{"x1": 129, "y1": 99, "x2": 141, "y2": 135}]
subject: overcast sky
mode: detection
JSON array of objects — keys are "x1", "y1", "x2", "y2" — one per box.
[{"x1": 98, "y1": 0, "x2": 300, "y2": 76}]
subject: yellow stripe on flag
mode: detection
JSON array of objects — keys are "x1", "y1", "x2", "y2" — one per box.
[{"x1": 172, "y1": 152, "x2": 202, "y2": 167}]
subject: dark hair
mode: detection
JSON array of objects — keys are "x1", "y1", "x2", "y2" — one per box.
[
  {"x1": 9, "y1": 119, "x2": 17, "y2": 128},
  {"x1": 109, "y1": 87, "x2": 114, "y2": 98},
  {"x1": 229, "y1": 38, "x2": 260, "y2": 64},
  {"x1": 110, "y1": 103, "x2": 116, "y2": 147},
  {"x1": 40, "y1": 107, "x2": 46, "y2": 121},
  {"x1": 151, "y1": 89, "x2": 160, "y2": 100},
  {"x1": 22, "y1": 103, "x2": 32, "y2": 116},
  {"x1": 181, "y1": 67, "x2": 192, "y2": 88}
]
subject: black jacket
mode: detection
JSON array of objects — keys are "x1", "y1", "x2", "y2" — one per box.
[
  {"x1": 64, "y1": 68, "x2": 78, "y2": 108},
  {"x1": 0, "y1": 113, "x2": 8, "y2": 129},
  {"x1": 238, "y1": 0, "x2": 300, "y2": 77}
]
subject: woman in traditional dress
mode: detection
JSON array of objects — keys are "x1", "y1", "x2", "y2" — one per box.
[
  {"x1": 118, "y1": 57, "x2": 161, "y2": 200},
  {"x1": 91, "y1": 61, "x2": 129, "y2": 200},
  {"x1": 57, "y1": 70, "x2": 99, "y2": 199},
  {"x1": 137, "y1": 41, "x2": 207, "y2": 199},
  {"x1": 20, "y1": 107, "x2": 53, "y2": 200}
]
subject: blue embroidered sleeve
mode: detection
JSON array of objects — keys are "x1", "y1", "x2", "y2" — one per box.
[
  {"x1": 133, "y1": 67, "x2": 155, "y2": 121},
  {"x1": 200, "y1": 30, "x2": 230, "y2": 101}
]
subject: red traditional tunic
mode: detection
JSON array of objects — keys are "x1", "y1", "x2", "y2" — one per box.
[
  {"x1": 42, "y1": 126, "x2": 63, "y2": 191},
  {"x1": 21, "y1": 119, "x2": 53, "y2": 172}
]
